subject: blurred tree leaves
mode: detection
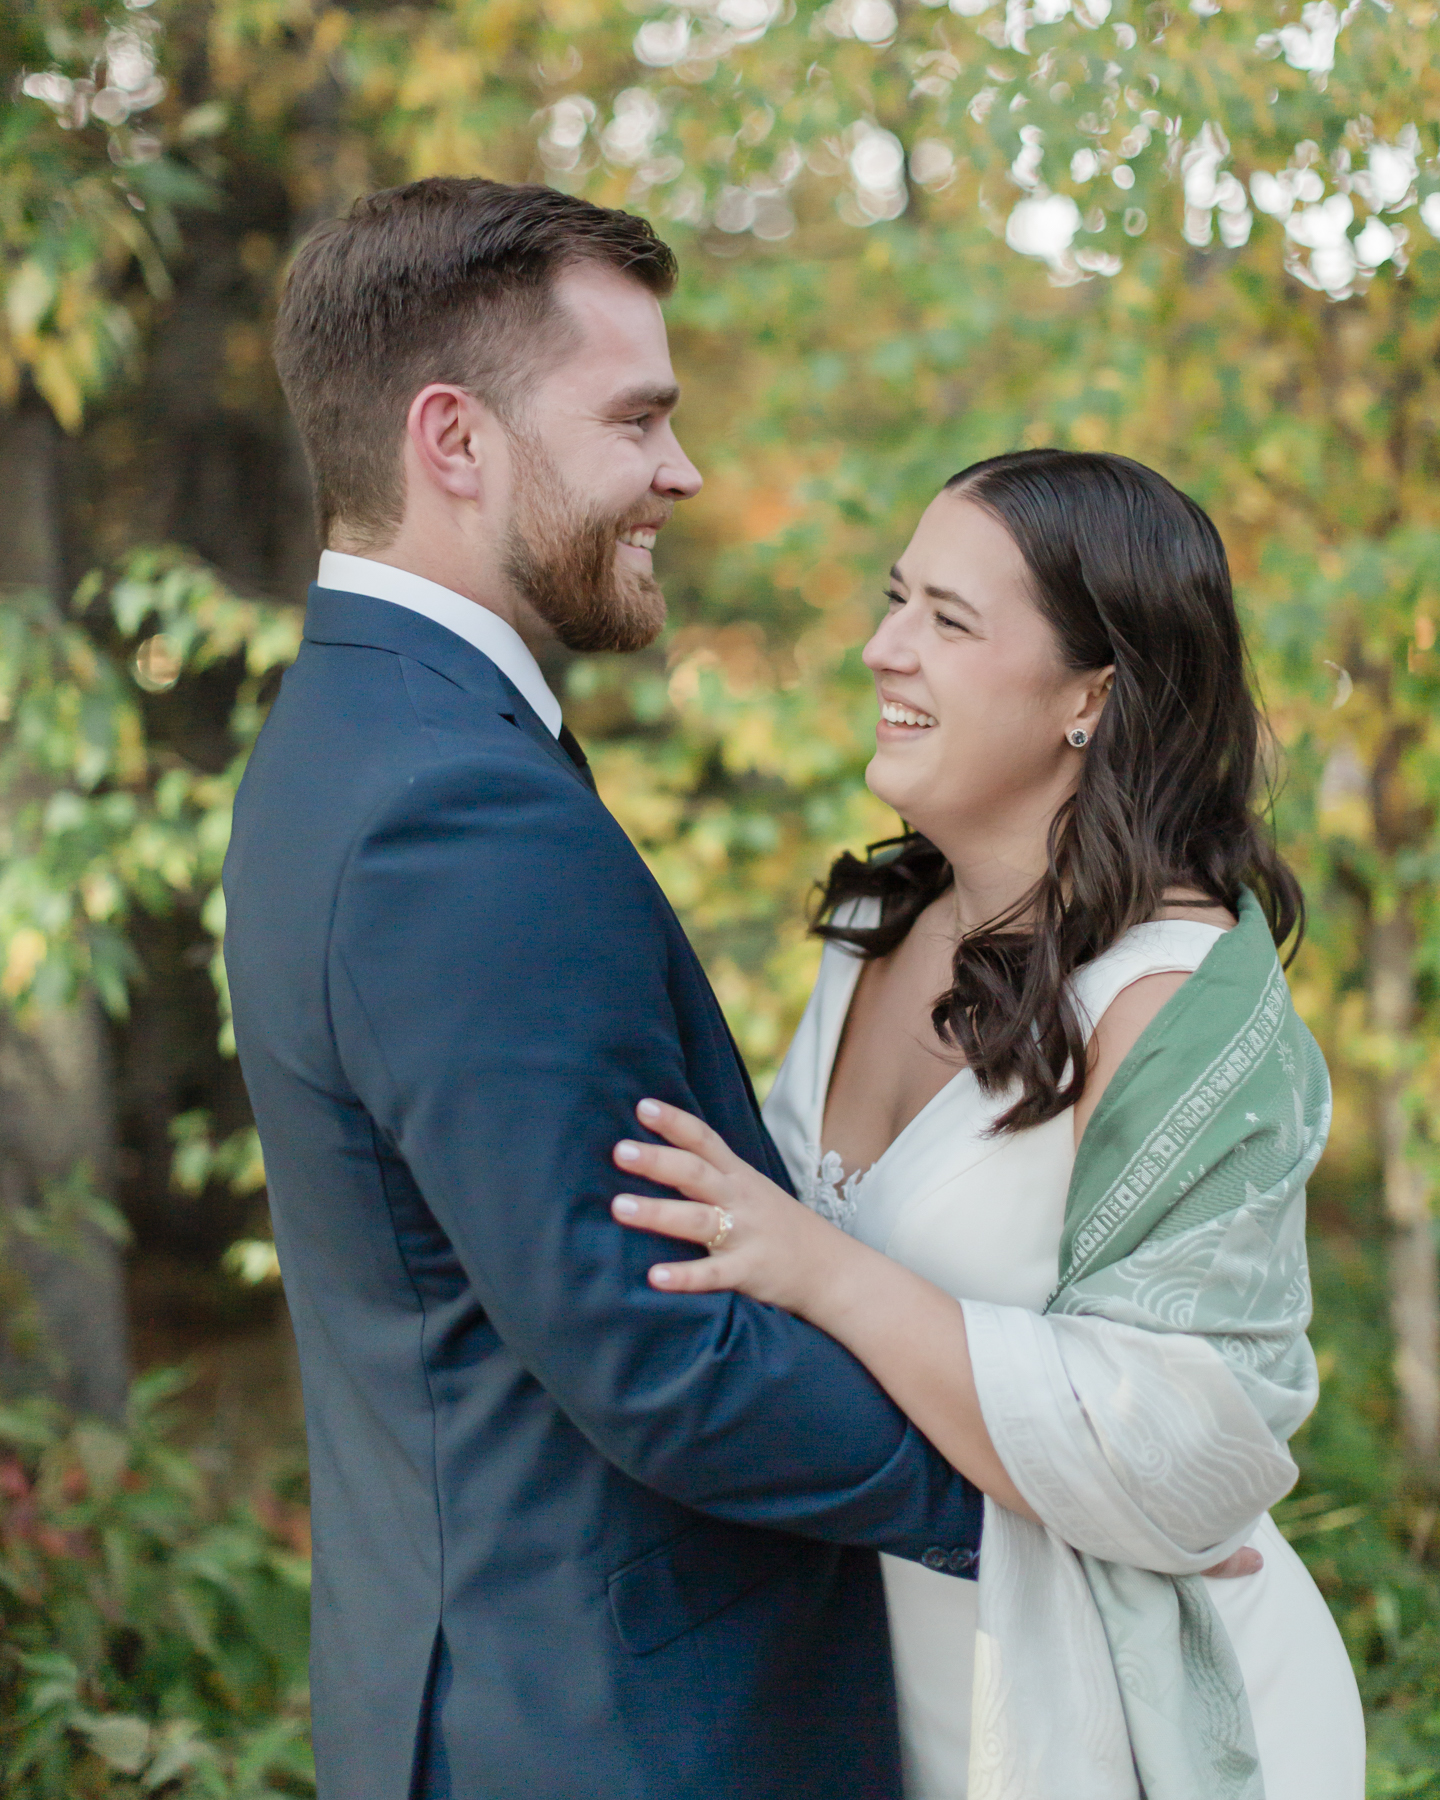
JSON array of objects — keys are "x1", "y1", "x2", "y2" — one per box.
[
  {"x1": 0, "y1": 562, "x2": 298, "y2": 1027},
  {"x1": 4, "y1": 0, "x2": 1440, "y2": 1457},
  {"x1": 0, "y1": 1374, "x2": 313, "y2": 1799},
  {"x1": 0, "y1": 1, "x2": 212, "y2": 428},
  {"x1": 7, "y1": 0, "x2": 1440, "y2": 1782}
]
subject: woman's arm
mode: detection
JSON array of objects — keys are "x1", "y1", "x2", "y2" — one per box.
[
  {"x1": 1072, "y1": 969, "x2": 1188, "y2": 1146},
  {"x1": 612, "y1": 966, "x2": 1195, "y2": 1510},
  {"x1": 614, "y1": 1101, "x2": 1263, "y2": 1575},
  {"x1": 612, "y1": 958, "x2": 1259, "y2": 1534},
  {"x1": 613, "y1": 1099, "x2": 1039, "y2": 1519}
]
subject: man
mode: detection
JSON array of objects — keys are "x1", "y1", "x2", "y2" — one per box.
[{"x1": 222, "y1": 176, "x2": 986, "y2": 1800}]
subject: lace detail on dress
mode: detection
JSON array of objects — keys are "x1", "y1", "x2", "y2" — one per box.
[{"x1": 798, "y1": 1149, "x2": 869, "y2": 1233}]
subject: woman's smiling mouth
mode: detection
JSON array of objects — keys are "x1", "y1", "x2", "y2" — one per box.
[{"x1": 880, "y1": 701, "x2": 938, "y2": 729}]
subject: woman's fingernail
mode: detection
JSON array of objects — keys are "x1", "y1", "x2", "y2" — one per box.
[
  {"x1": 637, "y1": 1098, "x2": 662, "y2": 1122},
  {"x1": 613, "y1": 1197, "x2": 639, "y2": 1217},
  {"x1": 616, "y1": 1141, "x2": 641, "y2": 1164},
  {"x1": 652, "y1": 1266, "x2": 672, "y2": 1285}
]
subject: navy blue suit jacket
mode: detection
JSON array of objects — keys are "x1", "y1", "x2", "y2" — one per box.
[{"x1": 222, "y1": 587, "x2": 982, "y2": 1800}]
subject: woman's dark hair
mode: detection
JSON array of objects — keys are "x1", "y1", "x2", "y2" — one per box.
[{"x1": 816, "y1": 448, "x2": 1303, "y2": 1134}]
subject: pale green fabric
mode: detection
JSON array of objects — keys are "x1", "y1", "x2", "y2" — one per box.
[
  {"x1": 1054, "y1": 888, "x2": 1328, "y2": 1799},
  {"x1": 964, "y1": 890, "x2": 1329, "y2": 1800}
]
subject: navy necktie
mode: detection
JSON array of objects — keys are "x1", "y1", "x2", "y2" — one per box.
[{"x1": 558, "y1": 723, "x2": 597, "y2": 793}]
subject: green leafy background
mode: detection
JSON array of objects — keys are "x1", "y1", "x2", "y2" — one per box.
[{"x1": 4, "y1": 0, "x2": 1440, "y2": 1791}]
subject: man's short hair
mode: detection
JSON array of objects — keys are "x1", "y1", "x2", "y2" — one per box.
[{"x1": 273, "y1": 177, "x2": 678, "y2": 547}]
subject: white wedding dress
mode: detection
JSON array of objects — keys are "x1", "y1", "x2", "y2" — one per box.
[{"x1": 762, "y1": 909, "x2": 1366, "y2": 1800}]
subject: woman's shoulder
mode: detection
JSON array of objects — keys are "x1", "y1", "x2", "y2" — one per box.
[
  {"x1": 1069, "y1": 914, "x2": 1232, "y2": 1037},
  {"x1": 1068, "y1": 912, "x2": 1236, "y2": 1143}
]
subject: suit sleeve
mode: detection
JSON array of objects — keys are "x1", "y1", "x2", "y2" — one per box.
[{"x1": 327, "y1": 749, "x2": 983, "y2": 1563}]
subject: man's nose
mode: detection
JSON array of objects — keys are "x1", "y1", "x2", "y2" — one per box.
[{"x1": 654, "y1": 424, "x2": 702, "y2": 499}]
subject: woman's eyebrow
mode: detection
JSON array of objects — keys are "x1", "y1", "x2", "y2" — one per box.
[
  {"x1": 888, "y1": 566, "x2": 982, "y2": 621},
  {"x1": 923, "y1": 582, "x2": 983, "y2": 621}
]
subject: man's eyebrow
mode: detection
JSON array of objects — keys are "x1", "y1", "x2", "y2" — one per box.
[{"x1": 605, "y1": 383, "x2": 681, "y2": 415}]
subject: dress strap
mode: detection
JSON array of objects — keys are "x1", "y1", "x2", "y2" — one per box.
[{"x1": 1068, "y1": 919, "x2": 1228, "y2": 1038}]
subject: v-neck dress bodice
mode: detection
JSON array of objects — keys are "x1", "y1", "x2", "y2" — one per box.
[
  {"x1": 761, "y1": 902, "x2": 1365, "y2": 1800},
  {"x1": 764, "y1": 903, "x2": 1225, "y2": 1311}
]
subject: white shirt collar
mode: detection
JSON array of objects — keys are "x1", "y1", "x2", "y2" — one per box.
[{"x1": 316, "y1": 550, "x2": 562, "y2": 738}]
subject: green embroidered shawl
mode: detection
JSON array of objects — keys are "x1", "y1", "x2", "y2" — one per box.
[{"x1": 965, "y1": 889, "x2": 1330, "y2": 1800}]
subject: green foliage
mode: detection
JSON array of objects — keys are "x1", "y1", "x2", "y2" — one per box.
[
  {"x1": 0, "y1": 1162, "x2": 131, "y2": 1381},
  {"x1": 1290, "y1": 1230, "x2": 1440, "y2": 1794},
  {"x1": 1, "y1": 1, "x2": 210, "y2": 428},
  {"x1": 1, "y1": 1231, "x2": 1433, "y2": 1797},
  {"x1": 0, "y1": 586, "x2": 150, "y2": 1017},
  {"x1": 5, "y1": 0, "x2": 1440, "y2": 1789},
  {"x1": 0, "y1": 557, "x2": 298, "y2": 1035},
  {"x1": 0, "y1": 1373, "x2": 313, "y2": 1799},
  {"x1": 168, "y1": 1115, "x2": 266, "y2": 1204}
]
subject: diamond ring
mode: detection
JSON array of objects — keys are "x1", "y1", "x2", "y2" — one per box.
[{"x1": 706, "y1": 1208, "x2": 735, "y2": 1253}]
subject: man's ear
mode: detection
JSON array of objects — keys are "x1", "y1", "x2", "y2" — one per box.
[{"x1": 404, "y1": 383, "x2": 498, "y2": 506}]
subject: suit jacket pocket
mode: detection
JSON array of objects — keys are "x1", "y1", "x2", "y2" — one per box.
[{"x1": 607, "y1": 1519, "x2": 803, "y2": 1656}]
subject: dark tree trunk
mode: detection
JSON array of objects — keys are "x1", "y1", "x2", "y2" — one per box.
[{"x1": 0, "y1": 399, "x2": 130, "y2": 1420}]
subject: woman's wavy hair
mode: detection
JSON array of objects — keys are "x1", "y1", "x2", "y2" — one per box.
[{"x1": 815, "y1": 448, "x2": 1303, "y2": 1134}]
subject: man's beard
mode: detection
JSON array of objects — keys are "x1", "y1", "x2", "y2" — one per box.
[{"x1": 501, "y1": 433, "x2": 669, "y2": 654}]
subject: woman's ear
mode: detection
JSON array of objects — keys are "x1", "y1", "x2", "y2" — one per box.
[{"x1": 1072, "y1": 666, "x2": 1114, "y2": 738}]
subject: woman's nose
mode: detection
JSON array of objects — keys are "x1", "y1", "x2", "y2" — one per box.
[{"x1": 862, "y1": 608, "x2": 920, "y2": 673}]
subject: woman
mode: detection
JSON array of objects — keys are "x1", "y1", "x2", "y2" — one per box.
[{"x1": 609, "y1": 451, "x2": 1365, "y2": 1800}]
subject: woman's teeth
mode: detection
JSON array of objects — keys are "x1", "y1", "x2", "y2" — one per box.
[
  {"x1": 881, "y1": 702, "x2": 938, "y2": 729},
  {"x1": 618, "y1": 527, "x2": 658, "y2": 550}
]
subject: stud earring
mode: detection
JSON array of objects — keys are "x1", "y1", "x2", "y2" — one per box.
[{"x1": 1067, "y1": 727, "x2": 1089, "y2": 748}]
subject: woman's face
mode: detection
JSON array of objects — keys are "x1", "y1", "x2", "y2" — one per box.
[{"x1": 862, "y1": 491, "x2": 1109, "y2": 854}]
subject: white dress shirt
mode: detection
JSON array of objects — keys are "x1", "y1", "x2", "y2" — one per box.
[{"x1": 317, "y1": 550, "x2": 562, "y2": 738}]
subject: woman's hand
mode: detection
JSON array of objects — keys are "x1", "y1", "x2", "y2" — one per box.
[
  {"x1": 610, "y1": 1097, "x2": 1269, "y2": 1566},
  {"x1": 611, "y1": 1098, "x2": 850, "y2": 1317},
  {"x1": 613, "y1": 1096, "x2": 1042, "y2": 1517}
]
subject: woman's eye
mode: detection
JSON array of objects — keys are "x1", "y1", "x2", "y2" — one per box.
[
  {"x1": 883, "y1": 589, "x2": 906, "y2": 610},
  {"x1": 934, "y1": 609, "x2": 968, "y2": 632}
]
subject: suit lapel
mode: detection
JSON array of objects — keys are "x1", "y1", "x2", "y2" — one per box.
[
  {"x1": 304, "y1": 585, "x2": 591, "y2": 794},
  {"x1": 305, "y1": 591, "x2": 775, "y2": 1157},
  {"x1": 500, "y1": 697, "x2": 590, "y2": 789}
]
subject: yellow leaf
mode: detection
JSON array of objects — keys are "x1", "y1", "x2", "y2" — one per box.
[
  {"x1": 3, "y1": 929, "x2": 48, "y2": 999},
  {"x1": 5, "y1": 262, "x2": 56, "y2": 338},
  {"x1": 32, "y1": 343, "x2": 84, "y2": 433},
  {"x1": 314, "y1": 7, "x2": 350, "y2": 56}
]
